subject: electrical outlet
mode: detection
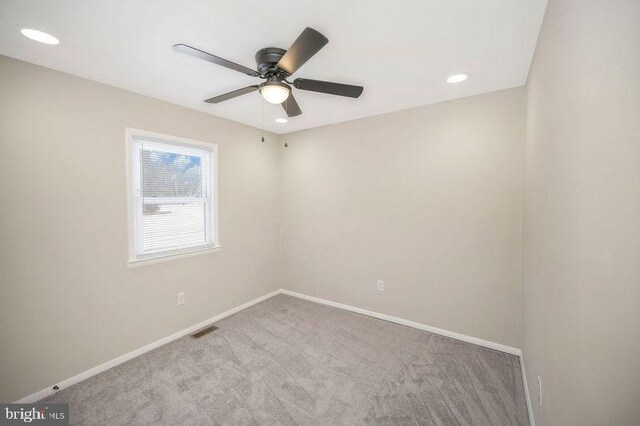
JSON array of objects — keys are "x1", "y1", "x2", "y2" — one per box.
[
  {"x1": 177, "y1": 292, "x2": 185, "y2": 306},
  {"x1": 377, "y1": 280, "x2": 384, "y2": 291},
  {"x1": 537, "y1": 376, "x2": 542, "y2": 406}
]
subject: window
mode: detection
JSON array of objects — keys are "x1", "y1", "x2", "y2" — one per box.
[{"x1": 126, "y1": 128, "x2": 219, "y2": 265}]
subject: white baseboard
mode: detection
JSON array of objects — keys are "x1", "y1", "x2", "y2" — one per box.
[
  {"x1": 14, "y1": 289, "x2": 281, "y2": 403},
  {"x1": 519, "y1": 354, "x2": 536, "y2": 426},
  {"x1": 279, "y1": 289, "x2": 522, "y2": 356}
]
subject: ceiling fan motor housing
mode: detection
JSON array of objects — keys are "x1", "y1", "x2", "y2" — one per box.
[{"x1": 255, "y1": 47, "x2": 287, "y2": 76}]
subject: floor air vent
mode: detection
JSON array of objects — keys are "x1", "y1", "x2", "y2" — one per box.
[{"x1": 191, "y1": 325, "x2": 219, "y2": 338}]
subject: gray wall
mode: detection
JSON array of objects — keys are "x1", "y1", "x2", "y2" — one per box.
[
  {"x1": 523, "y1": 0, "x2": 640, "y2": 424},
  {"x1": 281, "y1": 88, "x2": 526, "y2": 348},
  {"x1": 0, "y1": 55, "x2": 282, "y2": 402}
]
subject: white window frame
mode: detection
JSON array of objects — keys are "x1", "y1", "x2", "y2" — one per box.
[{"x1": 126, "y1": 128, "x2": 220, "y2": 267}]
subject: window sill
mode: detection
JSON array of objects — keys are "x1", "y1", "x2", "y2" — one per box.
[{"x1": 127, "y1": 245, "x2": 222, "y2": 268}]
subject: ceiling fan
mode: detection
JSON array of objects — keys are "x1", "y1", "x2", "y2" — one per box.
[{"x1": 174, "y1": 27, "x2": 364, "y2": 117}]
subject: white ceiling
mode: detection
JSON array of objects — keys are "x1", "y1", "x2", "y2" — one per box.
[{"x1": 0, "y1": 0, "x2": 547, "y2": 134}]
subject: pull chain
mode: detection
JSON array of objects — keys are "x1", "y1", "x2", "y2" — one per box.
[{"x1": 260, "y1": 100, "x2": 265, "y2": 143}]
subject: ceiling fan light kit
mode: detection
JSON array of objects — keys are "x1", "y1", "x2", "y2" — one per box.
[
  {"x1": 259, "y1": 80, "x2": 291, "y2": 104},
  {"x1": 174, "y1": 27, "x2": 364, "y2": 118}
]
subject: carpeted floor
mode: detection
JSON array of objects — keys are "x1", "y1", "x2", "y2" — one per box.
[{"x1": 43, "y1": 294, "x2": 529, "y2": 425}]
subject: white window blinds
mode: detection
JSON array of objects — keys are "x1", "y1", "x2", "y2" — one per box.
[{"x1": 129, "y1": 135, "x2": 217, "y2": 261}]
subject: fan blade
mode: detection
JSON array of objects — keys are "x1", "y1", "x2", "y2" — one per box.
[
  {"x1": 276, "y1": 27, "x2": 328, "y2": 75},
  {"x1": 174, "y1": 44, "x2": 259, "y2": 77},
  {"x1": 282, "y1": 94, "x2": 302, "y2": 117},
  {"x1": 204, "y1": 86, "x2": 259, "y2": 104},
  {"x1": 294, "y1": 78, "x2": 363, "y2": 98}
]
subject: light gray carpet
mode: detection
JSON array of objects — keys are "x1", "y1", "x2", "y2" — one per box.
[{"x1": 43, "y1": 294, "x2": 529, "y2": 425}]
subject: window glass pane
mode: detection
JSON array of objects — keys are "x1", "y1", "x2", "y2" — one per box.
[
  {"x1": 129, "y1": 134, "x2": 216, "y2": 260},
  {"x1": 141, "y1": 148, "x2": 202, "y2": 198},
  {"x1": 142, "y1": 202, "x2": 206, "y2": 252}
]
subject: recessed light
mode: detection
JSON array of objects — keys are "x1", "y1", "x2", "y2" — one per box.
[
  {"x1": 446, "y1": 73, "x2": 468, "y2": 84},
  {"x1": 275, "y1": 118, "x2": 288, "y2": 124},
  {"x1": 20, "y1": 28, "x2": 59, "y2": 45}
]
